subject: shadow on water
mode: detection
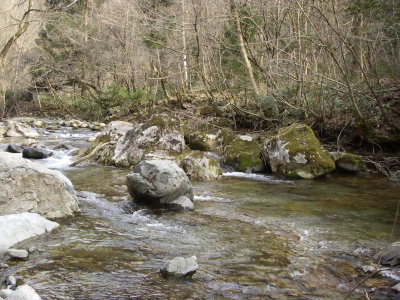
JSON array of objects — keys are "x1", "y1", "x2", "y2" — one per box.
[{"x1": 2, "y1": 128, "x2": 400, "y2": 299}]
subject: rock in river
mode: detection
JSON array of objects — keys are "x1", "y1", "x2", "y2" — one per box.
[
  {"x1": 22, "y1": 147, "x2": 53, "y2": 159},
  {"x1": 263, "y1": 123, "x2": 335, "y2": 179},
  {"x1": 0, "y1": 152, "x2": 80, "y2": 219},
  {"x1": 127, "y1": 160, "x2": 194, "y2": 210},
  {"x1": 0, "y1": 213, "x2": 59, "y2": 254},
  {"x1": 160, "y1": 256, "x2": 198, "y2": 278}
]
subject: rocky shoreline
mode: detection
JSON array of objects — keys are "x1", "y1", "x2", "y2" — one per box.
[{"x1": 1, "y1": 116, "x2": 400, "y2": 299}]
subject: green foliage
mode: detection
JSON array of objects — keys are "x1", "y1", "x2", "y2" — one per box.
[{"x1": 99, "y1": 84, "x2": 149, "y2": 115}]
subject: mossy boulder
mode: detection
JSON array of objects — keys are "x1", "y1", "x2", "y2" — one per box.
[
  {"x1": 182, "y1": 151, "x2": 223, "y2": 181},
  {"x1": 222, "y1": 137, "x2": 264, "y2": 173},
  {"x1": 263, "y1": 123, "x2": 335, "y2": 179},
  {"x1": 330, "y1": 152, "x2": 365, "y2": 172}
]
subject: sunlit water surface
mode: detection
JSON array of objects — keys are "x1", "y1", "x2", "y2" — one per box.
[{"x1": 1, "y1": 126, "x2": 400, "y2": 299}]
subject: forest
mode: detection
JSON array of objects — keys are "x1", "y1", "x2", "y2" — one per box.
[{"x1": 1, "y1": 0, "x2": 400, "y2": 152}]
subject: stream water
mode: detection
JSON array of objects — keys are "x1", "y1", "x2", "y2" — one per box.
[{"x1": 2, "y1": 125, "x2": 400, "y2": 299}]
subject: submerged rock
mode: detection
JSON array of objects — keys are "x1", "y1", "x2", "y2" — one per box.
[
  {"x1": 330, "y1": 152, "x2": 365, "y2": 172},
  {"x1": 263, "y1": 123, "x2": 335, "y2": 179},
  {"x1": 0, "y1": 213, "x2": 59, "y2": 254},
  {"x1": 160, "y1": 256, "x2": 198, "y2": 278},
  {"x1": 0, "y1": 152, "x2": 80, "y2": 218},
  {"x1": 126, "y1": 160, "x2": 194, "y2": 210}
]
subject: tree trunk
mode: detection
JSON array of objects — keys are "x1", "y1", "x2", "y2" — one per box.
[{"x1": 229, "y1": 0, "x2": 260, "y2": 98}]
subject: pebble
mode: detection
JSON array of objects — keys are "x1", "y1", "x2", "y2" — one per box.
[{"x1": 7, "y1": 249, "x2": 29, "y2": 259}]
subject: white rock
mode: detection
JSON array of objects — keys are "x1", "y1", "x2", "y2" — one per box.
[
  {"x1": 160, "y1": 255, "x2": 198, "y2": 277},
  {"x1": 0, "y1": 152, "x2": 80, "y2": 219},
  {"x1": 5, "y1": 285, "x2": 41, "y2": 300},
  {"x1": 0, "y1": 213, "x2": 59, "y2": 254},
  {"x1": 392, "y1": 282, "x2": 400, "y2": 292},
  {"x1": 7, "y1": 249, "x2": 29, "y2": 259},
  {"x1": 0, "y1": 289, "x2": 13, "y2": 298}
]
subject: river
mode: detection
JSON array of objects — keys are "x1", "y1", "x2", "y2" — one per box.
[{"x1": 1, "y1": 124, "x2": 400, "y2": 299}]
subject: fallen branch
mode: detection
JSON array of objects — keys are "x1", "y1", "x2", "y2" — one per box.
[{"x1": 69, "y1": 142, "x2": 111, "y2": 167}]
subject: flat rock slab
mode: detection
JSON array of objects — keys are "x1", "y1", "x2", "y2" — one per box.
[{"x1": 0, "y1": 213, "x2": 59, "y2": 254}]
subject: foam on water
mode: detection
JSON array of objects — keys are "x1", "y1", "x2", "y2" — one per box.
[
  {"x1": 223, "y1": 171, "x2": 294, "y2": 184},
  {"x1": 38, "y1": 150, "x2": 74, "y2": 170}
]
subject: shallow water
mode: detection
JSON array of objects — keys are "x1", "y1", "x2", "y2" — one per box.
[{"x1": 2, "y1": 126, "x2": 400, "y2": 299}]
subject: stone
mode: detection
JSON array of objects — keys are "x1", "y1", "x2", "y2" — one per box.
[
  {"x1": 182, "y1": 151, "x2": 223, "y2": 181},
  {"x1": 160, "y1": 256, "x2": 198, "y2": 278},
  {"x1": 374, "y1": 242, "x2": 400, "y2": 267},
  {"x1": 392, "y1": 283, "x2": 400, "y2": 292},
  {"x1": 32, "y1": 120, "x2": 46, "y2": 128},
  {"x1": 330, "y1": 152, "x2": 365, "y2": 172},
  {"x1": 390, "y1": 170, "x2": 400, "y2": 182},
  {"x1": 223, "y1": 138, "x2": 264, "y2": 173},
  {"x1": 6, "y1": 144, "x2": 24, "y2": 154},
  {"x1": 127, "y1": 160, "x2": 194, "y2": 209},
  {"x1": 263, "y1": 123, "x2": 335, "y2": 179},
  {"x1": 22, "y1": 148, "x2": 53, "y2": 159},
  {"x1": 186, "y1": 133, "x2": 221, "y2": 151},
  {"x1": 169, "y1": 196, "x2": 195, "y2": 210},
  {"x1": 0, "y1": 213, "x2": 59, "y2": 254},
  {"x1": 0, "y1": 125, "x2": 6, "y2": 137},
  {"x1": 6, "y1": 276, "x2": 17, "y2": 289},
  {"x1": 0, "y1": 289, "x2": 13, "y2": 299},
  {"x1": 21, "y1": 139, "x2": 36, "y2": 147},
  {"x1": 5, "y1": 285, "x2": 42, "y2": 300},
  {"x1": 0, "y1": 152, "x2": 80, "y2": 219},
  {"x1": 5, "y1": 121, "x2": 39, "y2": 139},
  {"x1": 91, "y1": 114, "x2": 184, "y2": 167},
  {"x1": 7, "y1": 249, "x2": 28, "y2": 259}
]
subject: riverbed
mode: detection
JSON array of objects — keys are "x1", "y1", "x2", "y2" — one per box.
[{"x1": 1, "y1": 124, "x2": 400, "y2": 299}]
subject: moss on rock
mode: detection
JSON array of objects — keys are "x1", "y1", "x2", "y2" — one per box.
[
  {"x1": 223, "y1": 138, "x2": 264, "y2": 173},
  {"x1": 330, "y1": 152, "x2": 365, "y2": 172},
  {"x1": 263, "y1": 123, "x2": 335, "y2": 179}
]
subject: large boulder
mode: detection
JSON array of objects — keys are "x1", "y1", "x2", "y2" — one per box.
[
  {"x1": 0, "y1": 213, "x2": 59, "y2": 254},
  {"x1": 126, "y1": 160, "x2": 194, "y2": 210},
  {"x1": 4, "y1": 121, "x2": 39, "y2": 138},
  {"x1": 330, "y1": 152, "x2": 365, "y2": 172},
  {"x1": 182, "y1": 151, "x2": 223, "y2": 180},
  {"x1": 91, "y1": 114, "x2": 184, "y2": 167},
  {"x1": 263, "y1": 123, "x2": 335, "y2": 179},
  {"x1": 223, "y1": 137, "x2": 264, "y2": 173},
  {"x1": 0, "y1": 152, "x2": 80, "y2": 218},
  {"x1": 85, "y1": 120, "x2": 135, "y2": 166}
]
